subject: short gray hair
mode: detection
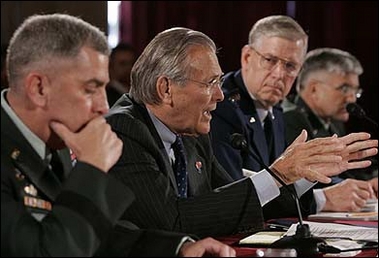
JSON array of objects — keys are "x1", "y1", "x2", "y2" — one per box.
[
  {"x1": 7, "y1": 13, "x2": 109, "y2": 88},
  {"x1": 249, "y1": 15, "x2": 308, "y2": 55},
  {"x1": 129, "y1": 27, "x2": 217, "y2": 105},
  {"x1": 297, "y1": 48, "x2": 363, "y2": 92}
]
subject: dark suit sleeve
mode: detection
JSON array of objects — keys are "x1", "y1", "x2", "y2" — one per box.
[
  {"x1": 98, "y1": 226, "x2": 197, "y2": 257},
  {"x1": 1, "y1": 161, "x2": 133, "y2": 257}
]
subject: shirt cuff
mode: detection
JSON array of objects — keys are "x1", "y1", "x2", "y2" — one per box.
[
  {"x1": 313, "y1": 188, "x2": 326, "y2": 212},
  {"x1": 293, "y1": 178, "x2": 317, "y2": 197},
  {"x1": 249, "y1": 169, "x2": 280, "y2": 206},
  {"x1": 175, "y1": 236, "x2": 196, "y2": 256}
]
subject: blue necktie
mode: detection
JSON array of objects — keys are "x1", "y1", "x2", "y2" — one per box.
[{"x1": 172, "y1": 135, "x2": 188, "y2": 198}]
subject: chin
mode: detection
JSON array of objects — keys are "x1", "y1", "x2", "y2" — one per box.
[{"x1": 198, "y1": 127, "x2": 211, "y2": 136}]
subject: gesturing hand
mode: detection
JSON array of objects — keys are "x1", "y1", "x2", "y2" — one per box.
[{"x1": 270, "y1": 131, "x2": 378, "y2": 184}]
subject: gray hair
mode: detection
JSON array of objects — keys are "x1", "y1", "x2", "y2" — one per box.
[
  {"x1": 249, "y1": 15, "x2": 308, "y2": 55},
  {"x1": 296, "y1": 48, "x2": 363, "y2": 92},
  {"x1": 7, "y1": 13, "x2": 109, "y2": 88},
  {"x1": 129, "y1": 27, "x2": 217, "y2": 105}
]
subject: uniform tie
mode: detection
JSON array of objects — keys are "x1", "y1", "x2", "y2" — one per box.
[
  {"x1": 50, "y1": 150, "x2": 64, "y2": 182},
  {"x1": 172, "y1": 135, "x2": 188, "y2": 198},
  {"x1": 264, "y1": 113, "x2": 275, "y2": 163}
]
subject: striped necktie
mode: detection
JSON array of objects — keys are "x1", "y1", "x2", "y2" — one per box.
[{"x1": 172, "y1": 135, "x2": 188, "y2": 198}]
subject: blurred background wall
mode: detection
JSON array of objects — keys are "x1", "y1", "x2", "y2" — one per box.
[{"x1": 2, "y1": 1, "x2": 377, "y2": 137}]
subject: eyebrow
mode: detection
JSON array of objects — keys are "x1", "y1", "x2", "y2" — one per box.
[
  {"x1": 211, "y1": 73, "x2": 224, "y2": 79},
  {"x1": 85, "y1": 78, "x2": 106, "y2": 87}
]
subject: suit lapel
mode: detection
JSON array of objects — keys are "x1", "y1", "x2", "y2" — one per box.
[
  {"x1": 109, "y1": 96, "x2": 179, "y2": 194},
  {"x1": 271, "y1": 107, "x2": 286, "y2": 159},
  {"x1": 2, "y1": 107, "x2": 62, "y2": 200},
  {"x1": 12, "y1": 153, "x2": 61, "y2": 200},
  {"x1": 237, "y1": 84, "x2": 270, "y2": 165},
  {"x1": 134, "y1": 101, "x2": 179, "y2": 193}
]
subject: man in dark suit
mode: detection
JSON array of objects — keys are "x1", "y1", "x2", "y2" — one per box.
[
  {"x1": 283, "y1": 48, "x2": 378, "y2": 211},
  {"x1": 106, "y1": 27, "x2": 377, "y2": 238},
  {"x1": 1, "y1": 14, "x2": 236, "y2": 257}
]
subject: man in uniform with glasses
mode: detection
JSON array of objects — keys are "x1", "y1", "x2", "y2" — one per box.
[
  {"x1": 210, "y1": 15, "x2": 322, "y2": 219},
  {"x1": 283, "y1": 47, "x2": 377, "y2": 211}
]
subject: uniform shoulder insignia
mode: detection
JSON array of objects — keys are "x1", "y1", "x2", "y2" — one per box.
[
  {"x1": 24, "y1": 184, "x2": 38, "y2": 196},
  {"x1": 11, "y1": 149, "x2": 20, "y2": 160},
  {"x1": 228, "y1": 92, "x2": 241, "y2": 105}
]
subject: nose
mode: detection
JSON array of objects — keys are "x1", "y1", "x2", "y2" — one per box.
[
  {"x1": 271, "y1": 61, "x2": 287, "y2": 78},
  {"x1": 95, "y1": 88, "x2": 110, "y2": 115},
  {"x1": 345, "y1": 90, "x2": 358, "y2": 102},
  {"x1": 212, "y1": 84, "x2": 224, "y2": 102}
]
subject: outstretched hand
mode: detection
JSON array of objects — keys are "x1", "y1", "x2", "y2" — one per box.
[
  {"x1": 270, "y1": 131, "x2": 378, "y2": 184},
  {"x1": 271, "y1": 130, "x2": 343, "y2": 184}
]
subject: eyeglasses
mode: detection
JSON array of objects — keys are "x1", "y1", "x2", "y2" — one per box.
[
  {"x1": 183, "y1": 75, "x2": 225, "y2": 92},
  {"x1": 316, "y1": 80, "x2": 363, "y2": 99},
  {"x1": 335, "y1": 84, "x2": 363, "y2": 98},
  {"x1": 250, "y1": 46, "x2": 301, "y2": 77}
]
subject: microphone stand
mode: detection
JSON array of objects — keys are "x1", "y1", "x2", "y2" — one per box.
[
  {"x1": 346, "y1": 103, "x2": 378, "y2": 127},
  {"x1": 230, "y1": 133, "x2": 326, "y2": 257}
]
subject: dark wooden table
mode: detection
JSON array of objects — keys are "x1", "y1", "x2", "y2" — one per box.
[{"x1": 216, "y1": 218, "x2": 378, "y2": 257}]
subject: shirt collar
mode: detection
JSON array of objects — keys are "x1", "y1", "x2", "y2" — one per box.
[
  {"x1": 146, "y1": 107, "x2": 176, "y2": 156},
  {"x1": 1, "y1": 89, "x2": 48, "y2": 160}
]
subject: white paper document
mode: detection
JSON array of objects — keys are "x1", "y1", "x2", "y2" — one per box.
[
  {"x1": 239, "y1": 231, "x2": 284, "y2": 245},
  {"x1": 308, "y1": 211, "x2": 378, "y2": 221},
  {"x1": 285, "y1": 221, "x2": 378, "y2": 242}
]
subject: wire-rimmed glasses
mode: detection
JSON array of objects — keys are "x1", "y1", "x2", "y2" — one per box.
[
  {"x1": 317, "y1": 80, "x2": 363, "y2": 99},
  {"x1": 335, "y1": 84, "x2": 363, "y2": 99},
  {"x1": 250, "y1": 46, "x2": 301, "y2": 77},
  {"x1": 183, "y1": 74, "x2": 225, "y2": 93}
]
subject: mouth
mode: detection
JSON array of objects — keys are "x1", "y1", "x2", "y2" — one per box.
[{"x1": 203, "y1": 110, "x2": 212, "y2": 119}]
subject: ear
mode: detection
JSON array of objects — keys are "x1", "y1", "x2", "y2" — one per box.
[
  {"x1": 156, "y1": 76, "x2": 172, "y2": 104},
  {"x1": 24, "y1": 73, "x2": 49, "y2": 107},
  {"x1": 241, "y1": 45, "x2": 252, "y2": 69},
  {"x1": 308, "y1": 79, "x2": 320, "y2": 96}
]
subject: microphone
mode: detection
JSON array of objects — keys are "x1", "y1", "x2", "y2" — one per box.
[
  {"x1": 346, "y1": 103, "x2": 378, "y2": 127},
  {"x1": 230, "y1": 134, "x2": 289, "y2": 188},
  {"x1": 230, "y1": 133, "x2": 326, "y2": 257}
]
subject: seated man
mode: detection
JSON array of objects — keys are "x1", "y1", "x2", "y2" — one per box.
[
  {"x1": 283, "y1": 47, "x2": 378, "y2": 211},
  {"x1": 106, "y1": 26, "x2": 377, "y2": 238},
  {"x1": 210, "y1": 15, "x2": 317, "y2": 219}
]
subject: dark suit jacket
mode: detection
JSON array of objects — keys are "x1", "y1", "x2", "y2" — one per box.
[
  {"x1": 107, "y1": 94, "x2": 264, "y2": 238},
  {"x1": 210, "y1": 70, "x2": 316, "y2": 219},
  {"x1": 1, "y1": 105, "x2": 188, "y2": 257},
  {"x1": 106, "y1": 81, "x2": 125, "y2": 108}
]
